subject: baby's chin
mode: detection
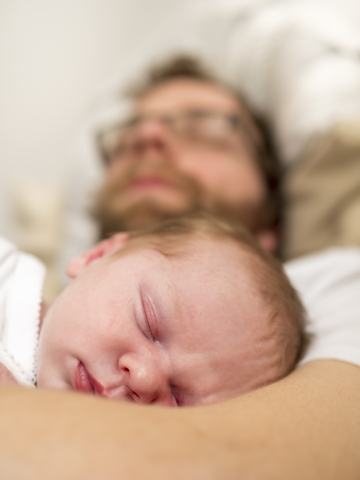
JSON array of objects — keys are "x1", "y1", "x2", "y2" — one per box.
[
  {"x1": 36, "y1": 358, "x2": 75, "y2": 392},
  {"x1": 36, "y1": 375, "x2": 71, "y2": 391}
]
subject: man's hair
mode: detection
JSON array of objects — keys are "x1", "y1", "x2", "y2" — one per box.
[
  {"x1": 123, "y1": 212, "x2": 308, "y2": 377},
  {"x1": 126, "y1": 54, "x2": 282, "y2": 239}
]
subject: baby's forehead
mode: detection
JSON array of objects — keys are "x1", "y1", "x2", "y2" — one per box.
[
  {"x1": 113, "y1": 233, "x2": 251, "y2": 271},
  {"x1": 110, "y1": 236, "x2": 263, "y2": 309},
  {"x1": 110, "y1": 233, "x2": 280, "y2": 343}
]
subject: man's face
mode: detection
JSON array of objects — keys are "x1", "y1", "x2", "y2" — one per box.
[
  {"x1": 37, "y1": 239, "x2": 281, "y2": 406},
  {"x1": 96, "y1": 79, "x2": 267, "y2": 235}
]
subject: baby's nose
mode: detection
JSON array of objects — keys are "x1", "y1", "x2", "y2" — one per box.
[{"x1": 118, "y1": 353, "x2": 175, "y2": 407}]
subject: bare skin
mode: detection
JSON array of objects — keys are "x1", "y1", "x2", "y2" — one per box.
[
  {"x1": 97, "y1": 79, "x2": 277, "y2": 251},
  {"x1": 0, "y1": 364, "x2": 16, "y2": 386},
  {"x1": 37, "y1": 235, "x2": 286, "y2": 405},
  {"x1": 0, "y1": 360, "x2": 359, "y2": 480}
]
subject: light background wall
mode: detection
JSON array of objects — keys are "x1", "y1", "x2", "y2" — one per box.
[
  {"x1": 0, "y1": 0, "x2": 203, "y2": 240},
  {"x1": 1, "y1": 0, "x2": 360, "y2": 241}
]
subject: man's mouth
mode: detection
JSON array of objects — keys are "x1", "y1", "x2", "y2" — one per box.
[
  {"x1": 74, "y1": 362, "x2": 103, "y2": 395},
  {"x1": 127, "y1": 175, "x2": 177, "y2": 192}
]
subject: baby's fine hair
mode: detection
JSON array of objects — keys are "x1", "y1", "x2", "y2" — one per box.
[{"x1": 125, "y1": 212, "x2": 308, "y2": 378}]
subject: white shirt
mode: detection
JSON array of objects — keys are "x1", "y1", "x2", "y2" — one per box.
[
  {"x1": 286, "y1": 248, "x2": 360, "y2": 367},
  {"x1": 0, "y1": 237, "x2": 45, "y2": 386}
]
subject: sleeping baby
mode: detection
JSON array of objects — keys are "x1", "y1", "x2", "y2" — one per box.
[{"x1": 0, "y1": 213, "x2": 306, "y2": 406}]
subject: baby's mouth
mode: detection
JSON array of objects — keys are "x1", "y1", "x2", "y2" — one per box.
[{"x1": 74, "y1": 362, "x2": 98, "y2": 394}]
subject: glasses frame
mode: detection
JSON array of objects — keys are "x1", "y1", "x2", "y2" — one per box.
[{"x1": 97, "y1": 109, "x2": 256, "y2": 164}]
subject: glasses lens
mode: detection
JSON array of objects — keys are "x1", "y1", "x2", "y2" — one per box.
[
  {"x1": 176, "y1": 111, "x2": 239, "y2": 146},
  {"x1": 99, "y1": 118, "x2": 139, "y2": 162},
  {"x1": 98, "y1": 111, "x2": 242, "y2": 161}
]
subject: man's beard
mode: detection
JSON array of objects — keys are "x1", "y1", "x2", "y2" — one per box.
[{"x1": 93, "y1": 161, "x2": 267, "y2": 238}]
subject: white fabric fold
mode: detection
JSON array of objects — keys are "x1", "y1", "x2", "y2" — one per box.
[
  {"x1": 195, "y1": 0, "x2": 360, "y2": 164},
  {"x1": 0, "y1": 237, "x2": 45, "y2": 386},
  {"x1": 285, "y1": 248, "x2": 360, "y2": 367}
]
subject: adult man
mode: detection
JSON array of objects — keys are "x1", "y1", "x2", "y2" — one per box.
[
  {"x1": 61, "y1": 54, "x2": 283, "y2": 289},
  {"x1": 64, "y1": 0, "x2": 360, "y2": 266},
  {"x1": 87, "y1": 56, "x2": 281, "y2": 259}
]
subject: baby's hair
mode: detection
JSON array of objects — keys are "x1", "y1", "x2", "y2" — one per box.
[{"x1": 123, "y1": 212, "x2": 308, "y2": 378}]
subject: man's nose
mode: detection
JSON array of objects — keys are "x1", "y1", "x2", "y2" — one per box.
[
  {"x1": 102, "y1": 353, "x2": 175, "y2": 407},
  {"x1": 129, "y1": 118, "x2": 174, "y2": 160}
]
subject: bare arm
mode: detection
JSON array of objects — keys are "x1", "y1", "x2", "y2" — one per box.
[{"x1": 0, "y1": 359, "x2": 359, "y2": 480}]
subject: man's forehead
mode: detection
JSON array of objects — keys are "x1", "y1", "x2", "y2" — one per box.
[{"x1": 133, "y1": 78, "x2": 244, "y2": 115}]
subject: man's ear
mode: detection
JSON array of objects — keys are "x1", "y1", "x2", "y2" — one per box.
[
  {"x1": 66, "y1": 233, "x2": 129, "y2": 279},
  {"x1": 256, "y1": 229, "x2": 278, "y2": 253}
]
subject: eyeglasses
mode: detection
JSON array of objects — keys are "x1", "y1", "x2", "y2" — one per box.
[{"x1": 97, "y1": 109, "x2": 250, "y2": 163}]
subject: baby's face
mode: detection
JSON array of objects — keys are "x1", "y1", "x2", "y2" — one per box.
[{"x1": 37, "y1": 239, "x2": 281, "y2": 406}]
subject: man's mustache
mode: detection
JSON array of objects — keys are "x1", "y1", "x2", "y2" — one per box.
[
  {"x1": 105, "y1": 160, "x2": 202, "y2": 199},
  {"x1": 95, "y1": 157, "x2": 266, "y2": 237}
]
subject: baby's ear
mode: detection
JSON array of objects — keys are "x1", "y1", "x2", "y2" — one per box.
[{"x1": 66, "y1": 233, "x2": 129, "y2": 279}]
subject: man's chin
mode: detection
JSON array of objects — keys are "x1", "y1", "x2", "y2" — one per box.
[
  {"x1": 98, "y1": 197, "x2": 194, "y2": 234},
  {"x1": 119, "y1": 187, "x2": 188, "y2": 206}
]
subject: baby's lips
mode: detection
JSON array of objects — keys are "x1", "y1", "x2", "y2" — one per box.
[{"x1": 74, "y1": 361, "x2": 96, "y2": 394}]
